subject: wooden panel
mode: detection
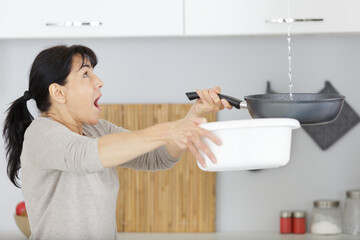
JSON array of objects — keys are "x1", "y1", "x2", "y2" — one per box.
[{"x1": 99, "y1": 104, "x2": 216, "y2": 232}]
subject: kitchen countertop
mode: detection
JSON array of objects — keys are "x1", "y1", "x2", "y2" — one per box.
[
  {"x1": 116, "y1": 232, "x2": 360, "y2": 240},
  {"x1": 1, "y1": 231, "x2": 359, "y2": 240}
]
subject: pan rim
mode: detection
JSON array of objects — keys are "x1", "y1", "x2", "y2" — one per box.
[{"x1": 244, "y1": 93, "x2": 345, "y2": 103}]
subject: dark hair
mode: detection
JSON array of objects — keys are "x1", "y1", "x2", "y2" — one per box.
[{"x1": 3, "y1": 45, "x2": 97, "y2": 187}]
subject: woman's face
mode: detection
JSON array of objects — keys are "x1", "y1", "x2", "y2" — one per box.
[{"x1": 64, "y1": 54, "x2": 103, "y2": 125}]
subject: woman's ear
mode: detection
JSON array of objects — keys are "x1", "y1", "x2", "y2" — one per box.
[{"x1": 49, "y1": 83, "x2": 66, "y2": 104}]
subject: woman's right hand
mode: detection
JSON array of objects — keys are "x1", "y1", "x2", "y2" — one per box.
[{"x1": 162, "y1": 117, "x2": 222, "y2": 168}]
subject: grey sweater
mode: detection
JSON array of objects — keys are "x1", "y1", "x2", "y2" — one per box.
[{"x1": 21, "y1": 117, "x2": 180, "y2": 240}]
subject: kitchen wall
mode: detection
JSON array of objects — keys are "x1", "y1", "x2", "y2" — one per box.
[{"x1": 0, "y1": 35, "x2": 359, "y2": 232}]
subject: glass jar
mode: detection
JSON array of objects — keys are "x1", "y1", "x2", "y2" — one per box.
[
  {"x1": 310, "y1": 200, "x2": 342, "y2": 235},
  {"x1": 343, "y1": 190, "x2": 360, "y2": 235}
]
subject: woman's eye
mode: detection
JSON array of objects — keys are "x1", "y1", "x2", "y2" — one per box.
[{"x1": 83, "y1": 72, "x2": 88, "y2": 78}]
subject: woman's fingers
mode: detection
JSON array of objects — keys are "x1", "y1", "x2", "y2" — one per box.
[
  {"x1": 213, "y1": 86, "x2": 221, "y2": 93},
  {"x1": 221, "y1": 99, "x2": 233, "y2": 109},
  {"x1": 190, "y1": 134, "x2": 217, "y2": 164},
  {"x1": 196, "y1": 89, "x2": 213, "y2": 106},
  {"x1": 187, "y1": 141, "x2": 207, "y2": 168},
  {"x1": 187, "y1": 118, "x2": 222, "y2": 146},
  {"x1": 190, "y1": 125, "x2": 221, "y2": 165},
  {"x1": 198, "y1": 127, "x2": 222, "y2": 146},
  {"x1": 196, "y1": 87, "x2": 231, "y2": 112},
  {"x1": 209, "y1": 89, "x2": 223, "y2": 110},
  {"x1": 168, "y1": 118, "x2": 222, "y2": 168},
  {"x1": 197, "y1": 89, "x2": 219, "y2": 112}
]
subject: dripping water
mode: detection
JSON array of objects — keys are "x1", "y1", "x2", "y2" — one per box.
[{"x1": 287, "y1": 0, "x2": 293, "y2": 100}]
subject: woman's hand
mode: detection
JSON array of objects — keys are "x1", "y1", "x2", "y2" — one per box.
[
  {"x1": 163, "y1": 117, "x2": 222, "y2": 168},
  {"x1": 186, "y1": 86, "x2": 233, "y2": 118}
]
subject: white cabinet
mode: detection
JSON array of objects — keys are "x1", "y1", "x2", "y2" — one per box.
[
  {"x1": 0, "y1": 0, "x2": 183, "y2": 38},
  {"x1": 1, "y1": 0, "x2": 360, "y2": 38},
  {"x1": 289, "y1": 0, "x2": 360, "y2": 34},
  {"x1": 184, "y1": 0, "x2": 360, "y2": 36},
  {"x1": 185, "y1": 0, "x2": 288, "y2": 35},
  {"x1": 112, "y1": 0, "x2": 183, "y2": 37}
]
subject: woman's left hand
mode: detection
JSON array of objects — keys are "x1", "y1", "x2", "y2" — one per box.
[{"x1": 186, "y1": 86, "x2": 233, "y2": 118}]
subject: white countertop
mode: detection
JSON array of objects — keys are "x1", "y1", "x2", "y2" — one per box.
[{"x1": 1, "y1": 231, "x2": 359, "y2": 240}]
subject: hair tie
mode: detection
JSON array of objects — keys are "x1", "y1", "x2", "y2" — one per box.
[{"x1": 23, "y1": 91, "x2": 32, "y2": 101}]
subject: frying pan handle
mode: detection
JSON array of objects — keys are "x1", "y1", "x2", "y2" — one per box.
[{"x1": 185, "y1": 92, "x2": 242, "y2": 109}]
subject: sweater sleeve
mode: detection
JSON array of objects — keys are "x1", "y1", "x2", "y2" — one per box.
[
  {"x1": 98, "y1": 119, "x2": 181, "y2": 171},
  {"x1": 23, "y1": 119, "x2": 104, "y2": 174},
  {"x1": 119, "y1": 145, "x2": 180, "y2": 171}
]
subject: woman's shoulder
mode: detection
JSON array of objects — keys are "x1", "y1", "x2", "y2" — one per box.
[
  {"x1": 26, "y1": 117, "x2": 129, "y2": 138},
  {"x1": 28, "y1": 117, "x2": 64, "y2": 130},
  {"x1": 25, "y1": 117, "x2": 71, "y2": 138}
]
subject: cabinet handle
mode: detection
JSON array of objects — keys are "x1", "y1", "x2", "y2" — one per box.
[
  {"x1": 45, "y1": 21, "x2": 102, "y2": 27},
  {"x1": 266, "y1": 18, "x2": 324, "y2": 24}
]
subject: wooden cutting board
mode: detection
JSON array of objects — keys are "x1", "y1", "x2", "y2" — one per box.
[{"x1": 99, "y1": 104, "x2": 216, "y2": 232}]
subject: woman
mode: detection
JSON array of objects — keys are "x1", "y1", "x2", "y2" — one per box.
[{"x1": 3, "y1": 45, "x2": 231, "y2": 240}]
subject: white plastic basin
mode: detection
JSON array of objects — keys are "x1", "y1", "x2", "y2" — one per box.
[{"x1": 198, "y1": 118, "x2": 300, "y2": 171}]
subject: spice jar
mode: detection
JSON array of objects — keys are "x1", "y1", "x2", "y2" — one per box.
[
  {"x1": 293, "y1": 211, "x2": 306, "y2": 234},
  {"x1": 280, "y1": 211, "x2": 293, "y2": 234},
  {"x1": 343, "y1": 190, "x2": 360, "y2": 235},
  {"x1": 310, "y1": 200, "x2": 342, "y2": 235}
]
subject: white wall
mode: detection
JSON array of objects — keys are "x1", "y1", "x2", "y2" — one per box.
[{"x1": 0, "y1": 35, "x2": 359, "y2": 232}]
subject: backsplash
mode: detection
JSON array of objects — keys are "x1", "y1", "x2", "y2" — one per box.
[{"x1": 0, "y1": 35, "x2": 359, "y2": 232}]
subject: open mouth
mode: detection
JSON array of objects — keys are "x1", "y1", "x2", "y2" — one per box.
[{"x1": 94, "y1": 97, "x2": 101, "y2": 110}]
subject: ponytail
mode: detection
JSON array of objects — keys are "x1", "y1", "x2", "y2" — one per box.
[{"x1": 3, "y1": 91, "x2": 34, "y2": 188}]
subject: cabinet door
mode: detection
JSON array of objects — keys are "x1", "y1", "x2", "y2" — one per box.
[
  {"x1": 185, "y1": 0, "x2": 288, "y2": 36},
  {"x1": 185, "y1": 0, "x2": 360, "y2": 36},
  {"x1": 0, "y1": 0, "x2": 112, "y2": 38},
  {"x1": 112, "y1": 0, "x2": 183, "y2": 36},
  {"x1": 0, "y1": 0, "x2": 183, "y2": 38},
  {"x1": 290, "y1": 0, "x2": 360, "y2": 34}
]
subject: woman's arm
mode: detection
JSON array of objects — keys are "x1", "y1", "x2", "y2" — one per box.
[
  {"x1": 98, "y1": 86, "x2": 231, "y2": 169},
  {"x1": 98, "y1": 123, "x2": 165, "y2": 168},
  {"x1": 98, "y1": 117, "x2": 221, "y2": 168}
]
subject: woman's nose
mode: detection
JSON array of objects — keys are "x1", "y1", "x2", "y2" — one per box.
[{"x1": 94, "y1": 75, "x2": 104, "y2": 89}]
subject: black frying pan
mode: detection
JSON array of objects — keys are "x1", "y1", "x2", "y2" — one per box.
[{"x1": 186, "y1": 92, "x2": 345, "y2": 126}]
